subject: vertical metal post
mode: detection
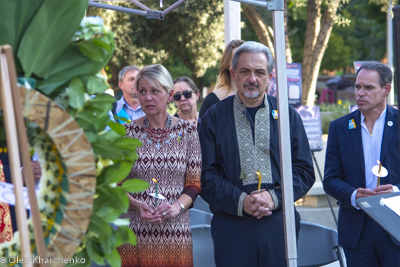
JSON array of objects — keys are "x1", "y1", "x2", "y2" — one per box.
[
  {"x1": 273, "y1": 9, "x2": 297, "y2": 267},
  {"x1": 387, "y1": 0, "x2": 394, "y2": 105},
  {"x1": 224, "y1": 0, "x2": 241, "y2": 46}
]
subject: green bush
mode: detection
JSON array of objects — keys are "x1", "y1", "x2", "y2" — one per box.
[{"x1": 320, "y1": 100, "x2": 356, "y2": 134}]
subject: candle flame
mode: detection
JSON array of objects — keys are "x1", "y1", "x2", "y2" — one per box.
[
  {"x1": 377, "y1": 160, "x2": 381, "y2": 165},
  {"x1": 152, "y1": 178, "x2": 158, "y2": 183},
  {"x1": 255, "y1": 171, "x2": 261, "y2": 176}
]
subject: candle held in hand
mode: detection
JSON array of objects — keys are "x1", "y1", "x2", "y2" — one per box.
[
  {"x1": 377, "y1": 161, "x2": 382, "y2": 187},
  {"x1": 152, "y1": 178, "x2": 159, "y2": 206},
  {"x1": 255, "y1": 171, "x2": 262, "y2": 191}
]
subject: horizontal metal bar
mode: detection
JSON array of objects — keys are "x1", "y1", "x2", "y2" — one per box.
[
  {"x1": 230, "y1": 0, "x2": 267, "y2": 8},
  {"x1": 230, "y1": 0, "x2": 283, "y2": 10},
  {"x1": 88, "y1": 2, "x2": 148, "y2": 16}
]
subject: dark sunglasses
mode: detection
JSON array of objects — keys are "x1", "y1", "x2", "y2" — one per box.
[{"x1": 173, "y1": 90, "x2": 196, "y2": 101}]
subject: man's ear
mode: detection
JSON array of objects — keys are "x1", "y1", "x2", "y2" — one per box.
[
  {"x1": 230, "y1": 69, "x2": 236, "y2": 81},
  {"x1": 118, "y1": 81, "x2": 123, "y2": 91},
  {"x1": 384, "y1": 83, "x2": 391, "y2": 97}
]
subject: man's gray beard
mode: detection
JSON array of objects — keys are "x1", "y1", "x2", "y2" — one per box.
[{"x1": 244, "y1": 90, "x2": 259, "y2": 99}]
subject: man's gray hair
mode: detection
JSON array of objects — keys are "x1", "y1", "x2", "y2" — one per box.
[
  {"x1": 231, "y1": 41, "x2": 275, "y2": 74},
  {"x1": 136, "y1": 64, "x2": 174, "y2": 93},
  {"x1": 356, "y1": 62, "x2": 392, "y2": 87},
  {"x1": 118, "y1": 65, "x2": 140, "y2": 81}
]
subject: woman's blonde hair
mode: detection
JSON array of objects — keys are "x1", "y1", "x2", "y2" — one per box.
[
  {"x1": 136, "y1": 64, "x2": 174, "y2": 92},
  {"x1": 214, "y1": 39, "x2": 245, "y2": 91}
]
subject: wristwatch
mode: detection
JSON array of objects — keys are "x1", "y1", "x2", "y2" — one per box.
[{"x1": 176, "y1": 200, "x2": 185, "y2": 214}]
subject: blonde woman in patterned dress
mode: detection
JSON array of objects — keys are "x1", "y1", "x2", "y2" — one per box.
[{"x1": 118, "y1": 64, "x2": 202, "y2": 267}]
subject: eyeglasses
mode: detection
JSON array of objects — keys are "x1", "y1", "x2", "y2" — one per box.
[{"x1": 173, "y1": 90, "x2": 196, "y2": 101}]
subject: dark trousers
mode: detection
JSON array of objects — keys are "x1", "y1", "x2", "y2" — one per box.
[
  {"x1": 344, "y1": 216, "x2": 400, "y2": 267},
  {"x1": 211, "y1": 209, "x2": 300, "y2": 267}
]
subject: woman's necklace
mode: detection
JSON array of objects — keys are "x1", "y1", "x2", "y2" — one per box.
[{"x1": 142, "y1": 114, "x2": 172, "y2": 150}]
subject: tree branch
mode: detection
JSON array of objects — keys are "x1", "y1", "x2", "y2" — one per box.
[{"x1": 242, "y1": 4, "x2": 275, "y2": 56}]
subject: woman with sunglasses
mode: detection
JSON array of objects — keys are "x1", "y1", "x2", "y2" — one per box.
[
  {"x1": 119, "y1": 64, "x2": 201, "y2": 267},
  {"x1": 173, "y1": 77, "x2": 201, "y2": 129},
  {"x1": 199, "y1": 39, "x2": 245, "y2": 118}
]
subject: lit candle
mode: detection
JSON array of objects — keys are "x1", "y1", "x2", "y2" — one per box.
[
  {"x1": 255, "y1": 171, "x2": 262, "y2": 191},
  {"x1": 377, "y1": 161, "x2": 382, "y2": 187},
  {"x1": 152, "y1": 178, "x2": 159, "y2": 206}
]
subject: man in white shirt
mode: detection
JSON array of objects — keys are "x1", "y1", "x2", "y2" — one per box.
[
  {"x1": 113, "y1": 66, "x2": 145, "y2": 123},
  {"x1": 324, "y1": 62, "x2": 400, "y2": 267}
]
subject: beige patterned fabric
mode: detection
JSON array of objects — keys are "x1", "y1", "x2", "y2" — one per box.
[
  {"x1": 118, "y1": 118, "x2": 201, "y2": 267},
  {"x1": 233, "y1": 94, "x2": 272, "y2": 186}
]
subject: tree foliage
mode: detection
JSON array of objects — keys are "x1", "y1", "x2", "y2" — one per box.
[
  {"x1": 241, "y1": 0, "x2": 389, "y2": 106},
  {"x1": 88, "y1": 0, "x2": 225, "y2": 89}
]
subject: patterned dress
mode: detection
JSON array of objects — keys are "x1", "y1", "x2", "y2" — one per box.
[
  {"x1": 118, "y1": 118, "x2": 201, "y2": 267},
  {"x1": 0, "y1": 160, "x2": 13, "y2": 243}
]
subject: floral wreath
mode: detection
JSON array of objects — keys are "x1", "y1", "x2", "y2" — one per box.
[{"x1": 0, "y1": 86, "x2": 96, "y2": 263}]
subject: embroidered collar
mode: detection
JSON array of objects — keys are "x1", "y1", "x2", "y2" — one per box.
[{"x1": 233, "y1": 94, "x2": 273, "y2": 186}]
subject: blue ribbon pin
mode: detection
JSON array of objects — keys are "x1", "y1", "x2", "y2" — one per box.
[
  {"x1": 272, "y1": 110, "x2": 278, "y2": 120},
  {"x1": 349, "y1": 119, "x2": 356, "y2": 129}
]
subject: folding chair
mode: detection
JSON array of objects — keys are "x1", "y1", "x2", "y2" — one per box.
[
  {"x1": 191, "y1": 224, "x2": 215, "y2": 267},
  {"x1": 190, "y1": 208, "x2": 213, "y2": 225},
  {"x1": 193, "y1": 196, "x2": 212, "y2": 213},
  {"x1": 298, "y1": 221, "x2": 346, "y2": 267}
]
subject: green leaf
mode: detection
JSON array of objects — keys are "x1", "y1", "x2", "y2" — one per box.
[
  {"x1": 114, "y1": 137, "x2": 142, "y2": 161},
  {"x1": 86, "y1": 239, "x2": 105, "y2": 265},
  {"x1": 121, "y1": 179, "x2": 149, "y2": 193},
  {"x1": 94, "y1": 113, "x2": 112, "y2": 132},
  {"x1": 67, "y1": 77, "x2": 85, "y2": 109},
  {"x1": 88, "y1": 214, "x2": 112, "y2": 238},
  {"x1": 98, "y1": 160, "x2": 133, "y2": 184},
  {"x1": 91, "y1": 137, "x2": 125, "y2": 159},
  {"x1": 76, "y1": 110, "x2": 98, "y2": 132},
  {"x1": 0, "y1": 2, "x2": 17, "y2": 51},
  {"x1": 107, "y1": 121, "x2": 126, "y2": 136},
  {"x1": 93, "y1": 38, "x2": 112, "y2": 53},
  {"x1": 78, "y1": 40, "x2": 104, "y2": 62},
  {"x1": 84, "y1": 131, "x2": 98, "y2": 142},
  {"x1": 101, "y1": 129, "x2": 123, "y2": 142},
  {"x1": 94, "y1": 186, "x2": 129, "y2": 222},
  {"x1": 87, "y1": 76, "x2": 110, "y2": 95},
  {"x1": 101, "y1": 230, "x2": 117, "y2": 255},
  {"x1": 0, "y1": 0, "x2": 45, "y2": 73},
  {"x1": 84, "y1": 93, "x2": 115, "y2": 113},
  {"x1": 115, "y1": 226, "x2": 137, "y2": 247},
  {"x1": 114, "y1": 116, "x2": 130, "y2": 124},
  {"x1": 115, "y1": 137, "x2": 142, "y2": 148},
  {"x1": 18, "y1": 0, "x2": 89, "y2": 78},
  {"x1": 105, "y1": 248, "x2": 122, "y2": 267},
  {"x1": 36, "y1": 43, "x2": 112, "y2": 95}
]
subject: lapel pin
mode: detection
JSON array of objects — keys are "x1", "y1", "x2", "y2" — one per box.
[
  {"x1": 388, "y1": 121, "x2": 393, "y2": 127},
  {"x1": 349, "y1": 119, "x2": 356, "y2": 129},
  {"x1": 272, "y1": 110, "x2": 278, "y2": 120}
]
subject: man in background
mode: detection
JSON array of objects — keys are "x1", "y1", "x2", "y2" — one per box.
[{"x1": 113, "y1": 66, "x2": 145, "y2": 123}]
